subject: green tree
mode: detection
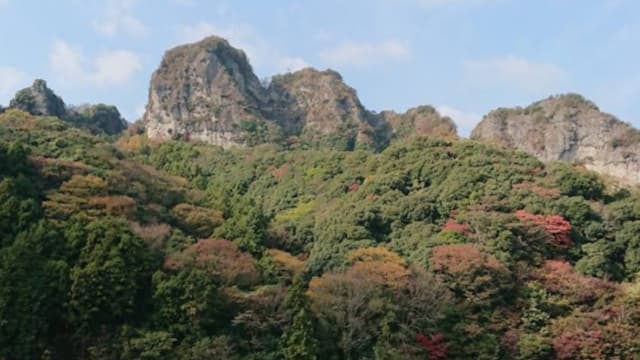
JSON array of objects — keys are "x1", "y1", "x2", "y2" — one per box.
[
  {"x1": 0, "y1": 222, "x2": 69, "y2": 359},
  {"x1": 151, "y1": 269, "x2": 228, "y2": 339},
  {"x1": 282, "y1": 277, "x2": 318, "y2": 360},
  {"x1": 69, "y1": 218, "x2": 153, "y2": 334}
]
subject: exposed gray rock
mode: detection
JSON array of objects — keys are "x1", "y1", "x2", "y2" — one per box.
[
  {"x1": 145, "y1": 37, "x2": 463, "y2": 150},
  {"x1": 268, "y1": 68, "x2": 391, "y2": 150},
  {"x1": 143, "y1": 36, "x2": 270, "y2": 147},
  {"x1": 9, "y1": 79, "x2": 66, "y2": 117},
  {"x1": 471, "y1": 94, "x2": 640, "y2": 185}
]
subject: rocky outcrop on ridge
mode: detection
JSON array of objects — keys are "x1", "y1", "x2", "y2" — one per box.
[
  {"x1": 9, "y1": 79, "x2": 66, "y2": 118},
  {"x1": 471, "y1": 94, "x2": 640, "y2": 185},
  {"x1": 143, "y1": 36, "x2": 453, "y2": 150},
  {"x1": 8, "y1": 79, "x2": 127, "y2": 135}
]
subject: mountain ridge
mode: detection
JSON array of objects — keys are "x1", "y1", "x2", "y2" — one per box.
[{"x1": 143, "y1": 36, "x2": 456, "y2": 150}]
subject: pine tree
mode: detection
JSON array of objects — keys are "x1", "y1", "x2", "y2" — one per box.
[{"x1": 282, "y1": 277, "x2": 318, "y2": 360}]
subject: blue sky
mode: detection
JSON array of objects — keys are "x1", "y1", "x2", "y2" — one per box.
[{"x1": 1, "y1": 0, "x2": 639, "y2": 135}]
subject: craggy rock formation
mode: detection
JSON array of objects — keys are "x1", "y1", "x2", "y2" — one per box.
[
  {"x1": 268, "y1": 68, "x2": 391, "y2": 150},
  {"x1": 9, "y1": 79, "x2": 66, "y2": 117},
  {"x1": 144, "y1": 36, "x2": 270, "y2": 147},
  {"x1": 382, "y1": 105, "x2": 458, "y2": 141},
  {"x1": 471, "y1": 94, "x2": 640, "y2": 185},
  {"x1": 143, "y1": 36, "x2": 452, "y2": 150}
]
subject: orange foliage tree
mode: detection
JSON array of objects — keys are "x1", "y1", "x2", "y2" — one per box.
[
  {"x1": 89, "y1": 195, "x2": 137, "y2": 217},
  {"x1": 431, "y1": 244, "x2": 511, "y2": 307},
  {"x1": 267, "y1": 248, "x2": 306, "y2": 280}
]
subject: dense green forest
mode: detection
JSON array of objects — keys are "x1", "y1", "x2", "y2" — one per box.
[{"x1": 1, "y1": 108, "x2": 640, "y2": 359}]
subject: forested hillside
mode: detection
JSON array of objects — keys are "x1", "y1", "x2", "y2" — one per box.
[{"x1": 1, "y1": 107, "x2": 640, "y2": 359}]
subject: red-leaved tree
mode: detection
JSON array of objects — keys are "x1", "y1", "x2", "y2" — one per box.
[
  {"x1": 416, "y1": 333, "x2": 448, "y2": 360},
  {"x1": 515, "y1": 210, "x2": 572, "y2": 248}
]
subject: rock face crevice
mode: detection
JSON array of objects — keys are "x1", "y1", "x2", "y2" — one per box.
[
  {"x1": 143, "y1": 36, "x2": 456, "y2": 150},
  {"x1": 471, "y1": 94, "x2": 640, "y2": 185}
]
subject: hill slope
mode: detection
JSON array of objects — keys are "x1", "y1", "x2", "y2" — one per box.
[{"x1": 3, "y1": 106, "x2": 640, "y2": 358}]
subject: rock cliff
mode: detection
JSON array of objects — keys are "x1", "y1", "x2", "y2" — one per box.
[
  {"x1": 268, "y1": 68, "x2": 391, "y2": 150},
  {"x1": 471, "y1": 94, "x2": 640, "y2": 185},
  {"x1": 144, "y1": 36, "x2": 270, "y2": 147},
  {"x1": 143, "y1": 36, "x2": 450, "y2": 150}
]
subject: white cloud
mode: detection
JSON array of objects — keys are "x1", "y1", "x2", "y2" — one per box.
[
  {"x1": 436, "y1": 105, "x2": 482, "y2": 137},
  {"x1": 176, "y1": 21, "x2": 310, "y2": 75},
  {"x1": 90, "y1": 50, "x2": 142, "y2": 87},
  {"x1": 49, "y1": 40, "x2": 142, "y2": 88},
  {"x1": 463, "y1": 55, "x2": 567, "y2": 94},
  {"x1": 0, "y1": 66, "x2": 26, "y2": 104},
  {"x1": 320, "y1": 40, "x2": 411, "y2": 67},
  {"x1": 93, "y1": 0, "x2": 147, "y2": 38}
]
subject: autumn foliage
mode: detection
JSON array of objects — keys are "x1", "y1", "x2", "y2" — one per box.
[
  {"x1": 89, "y1": 195, "x2": 137, "y2": 216},
  {"x1": 537, "y1": 260, "x2": 615, "y2": 304},
  {"x1": 431, "y1": 244, "x2": 505, "y2": 275},
  {"x1": 431, "y1": 244, "x2": 510, "y2": 306},
  {"x1": 441, "y1": 212, "x2": 471, "y2": 234},
  {"x1": 267, "y1": 248, "x2": 306, "y2": 277},
  {"x1": 515, "y1": 210, "x2": 572, "y2": 247},
  {"x1": 165, "y1": 238, "x2": 259, "y2": 287},
  {"x1": 171, "y1": 203, "x2": 224, "y2": 238},
  {"x1": 415, "y1": 333, "x2": 448, "y2": 360}
]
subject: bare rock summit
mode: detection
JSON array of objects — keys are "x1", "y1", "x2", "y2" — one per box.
[
  {"x1": 471, "y1": 94, "x2": 640, "y2": 185},
  {"x1": 143, "y1": 36, "x2": 451, "y2": 150},
  {"x1": 144, "y1": 36, "x2": 270, "y2": 147},
  {"x1": 9, "y1": 79, "x2": 66, "y2": 118}
]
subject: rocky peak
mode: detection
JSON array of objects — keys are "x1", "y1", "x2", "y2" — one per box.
[
  {"x1": 471, "y1": 94, "x2": 640, "y2": 185},
  {"x1": 268, "y1": 67, "x2": 391, "y2": 150},
  {"x1": 144, "y1": 35, "x2": 269, "y2": 146},
  {"x1": 382, "y1": 105, "x2": 458, "y2": 141},
  {"x1": 9, "y1": 79, "x2": 66, "y2": 117},
  {"x1": 143, "y1": 35, "x2": 458, "y2": 150}
]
